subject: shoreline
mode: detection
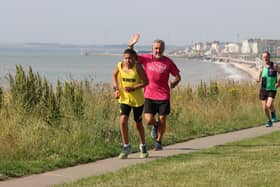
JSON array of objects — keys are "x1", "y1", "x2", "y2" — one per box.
[
  {"x1": 196, "y1": 56, "x2": 259, "y2": 81},
  {"x1": 189, "y1": 56, "x2": 259, "y2": 81},
  {"x1": 228, "y1": 61, "x2": 258, "y2": 80}
]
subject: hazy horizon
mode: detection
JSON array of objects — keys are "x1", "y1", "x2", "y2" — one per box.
[{"x1": 1, "y1": 0, "x2": 280, "y2": 46}]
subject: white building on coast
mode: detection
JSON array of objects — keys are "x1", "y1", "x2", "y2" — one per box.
[
  {"x1": 241, "y1": 39, "x2": 280, "y2": 57},
  {"x1": 223, "y1": 42, "x2": 240, "y2": 54}
]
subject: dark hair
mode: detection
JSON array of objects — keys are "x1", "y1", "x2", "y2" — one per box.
[
  {"x1": 123, "y1": 48, "x2": 138, "y2": 60},
  {"x1": 262, "y1": 51, "x2": 270, "y2": 57}
]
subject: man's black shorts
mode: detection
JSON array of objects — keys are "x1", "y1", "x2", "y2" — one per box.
[
  {"x1": 144, "y1": 98, "x2": 170, "y2": 115},
  {"x1": 259, "y1": 89, "x2": 277, "y2": 100}
]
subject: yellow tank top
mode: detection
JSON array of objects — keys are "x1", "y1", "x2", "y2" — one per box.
[{"x1": 117, "y1": 61, "x2": 144, "y2": 107}]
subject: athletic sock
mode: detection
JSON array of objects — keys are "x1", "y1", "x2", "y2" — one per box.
[
  {"x1": 271, "y1": 111, "x2": 276, "y2": 118},
  {"x1": 154, "y1": 121, "x2": 159, "y2": 127}
]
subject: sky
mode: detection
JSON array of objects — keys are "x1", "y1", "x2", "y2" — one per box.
[{"x1": 1, "y1": 0, "x2": 280, "y2": 46}]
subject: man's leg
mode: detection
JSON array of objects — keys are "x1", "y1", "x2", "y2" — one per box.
[
  {"x1": 153, "y1": 100, "x2": 170, "y2": 150},
  {"x1": 262, "y1": 100, "x2": 272, "y2": 127},
  {"x1": 143, "y1": 111, "x2": 158, "y2": 136},
  {"x1": 143, "y1": 99, "x2": 159, "y2": 139},
  {"x1": 267, "y1": 97, "x2": 277, "y2": 122},
  {"x1": 157, "y1": 115, "x2": 167, "y2": 142},
  {"x1": 144, "y1": 113, "x2": 156, "y2": 126}
]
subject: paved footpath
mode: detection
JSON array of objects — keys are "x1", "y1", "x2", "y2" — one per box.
[{"x1": 1, "y1": 123, "x2": 280, "y2": 187}]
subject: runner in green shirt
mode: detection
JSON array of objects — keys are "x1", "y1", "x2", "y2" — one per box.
[{"x1": 257, "y1": 51, "x2": 280, "y2": 127}]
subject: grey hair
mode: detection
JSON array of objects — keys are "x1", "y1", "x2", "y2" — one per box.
[{"x1": 153, "y1": 39, "x2": 165, "y2": 51}]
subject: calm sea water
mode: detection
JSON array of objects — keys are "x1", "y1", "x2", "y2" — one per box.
[{"x1": 0, "y1": 47, "x2": 252, "y2": 87}]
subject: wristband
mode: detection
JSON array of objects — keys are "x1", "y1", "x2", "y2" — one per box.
[{"x1": 113, "y1": 86, "x2": 119, "y2": 91}]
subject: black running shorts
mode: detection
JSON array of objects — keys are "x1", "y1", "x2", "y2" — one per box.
[
  {"x1": 259, "y1": 89, "x2": 277, "y2": 100},
  {"x1": 144, "y1": 98, "x2": 170, "y2": 115},
  {"x1": 120, "y1": 104, "x2": 144, "y2": 122}
]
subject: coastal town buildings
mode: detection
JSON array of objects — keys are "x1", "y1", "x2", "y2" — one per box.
[
  {"x1": 241, "y1": 39, "x2": 258, "y2": 54},
  {"x1": 223, "y1": 42, "x2": 240, "y2": 54},
  {"x1": 258, "y1": 39, "x2": 280, "y2": 57},
  {"x1": 277, "y1": 47, "x2": 280, "y2": 56},
  {"x1": 210, "y1": 41, "x2": 220, "y2": 53},
  {"x1": 178, "y1": 38, "x2": 280, "y2": 59}
]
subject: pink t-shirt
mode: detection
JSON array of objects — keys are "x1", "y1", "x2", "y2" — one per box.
[{"x1": 138, "y1": 54, "x2": 180, "y2": 100}]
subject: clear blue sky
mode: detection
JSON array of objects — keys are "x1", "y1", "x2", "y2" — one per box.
[{"x1": 1, "y1": 0, "x2": 279, "y2": 45}]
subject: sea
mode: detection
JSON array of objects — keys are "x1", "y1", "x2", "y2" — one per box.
[{"x1": 0, "y1": 45, "x2": 253, "y2": 87}]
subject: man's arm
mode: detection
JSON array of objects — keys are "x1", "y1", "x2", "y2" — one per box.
[
  {"x1": 128, "y1": 33, "x2": 140, "y2": 49},
  {"x1": 274, "y1": 63, "x2": 280, "y2": 88},
  {"x1": 170, "y1": 73, "x2": 181, "y2": 89},
  {"x1": 135, "y1": 63, "x2": 149, "y2": 89},
  {"x1": 256, "y1": 66, "x2": 262, "y2": 83}
]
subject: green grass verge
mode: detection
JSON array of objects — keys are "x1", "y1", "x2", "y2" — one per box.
[{"x1": 57, "y1": 131, "x2": 280, "y2": 187}]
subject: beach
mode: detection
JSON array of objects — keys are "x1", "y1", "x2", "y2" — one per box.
[{"x1": 229, "y1": 61, "x2": 258, "y2": 80}]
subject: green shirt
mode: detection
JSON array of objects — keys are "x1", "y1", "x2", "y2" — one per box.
[{"x1": 261, "y1": 62, "x2": 277, "y2": 91}]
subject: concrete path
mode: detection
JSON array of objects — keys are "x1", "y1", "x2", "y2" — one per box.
[{"x1": 1, "y1": 123, "x2": 280, "y2": 187}]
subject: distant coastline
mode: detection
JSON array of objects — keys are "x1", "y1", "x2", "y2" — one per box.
[
  {"x1": 80, "y1": 49, "x2": 259, "y2": 80},
  {"x1": 81, "y1": 52, "x2": 122, "y2": 57},
  {"x1": 208, "y1": 57, "x2": 258, "y2": 79},
  {"x1": 181, "y1": 55, "x2": 259, "y2": 81},
  {"x1": 0, "y1": 46, "x2": 259, "y2": 86},
  {"x1": 83, "y1": 51, "x2": 260, "y2": 80},
  {"x1": 228, "y1": 61, "x2": 258, "y2": 80}
]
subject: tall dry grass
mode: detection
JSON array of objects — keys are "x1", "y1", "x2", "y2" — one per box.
[{"x1": 0, "y1": 66, "x2": 269, "y2": 177}]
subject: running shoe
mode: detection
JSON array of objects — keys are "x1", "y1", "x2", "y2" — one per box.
[
  {"x1": 118, "y1": 145, "x2": 131, "y2": 159},
  {"x1": 154, "y1": 141, "x2": 163, "y2": 151},
  {"x1": 265, "y1": 120, "x2": 273, "y2": 127},
  {"x1": 271, "y1": 117, "x2": 277, "y2": 122},
  {"x1": 139, "y1": 144, "x2": 149, "y2": 158},
  {"x1": 151, "y1": 121, "x2": 158, "y2": 139}
]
